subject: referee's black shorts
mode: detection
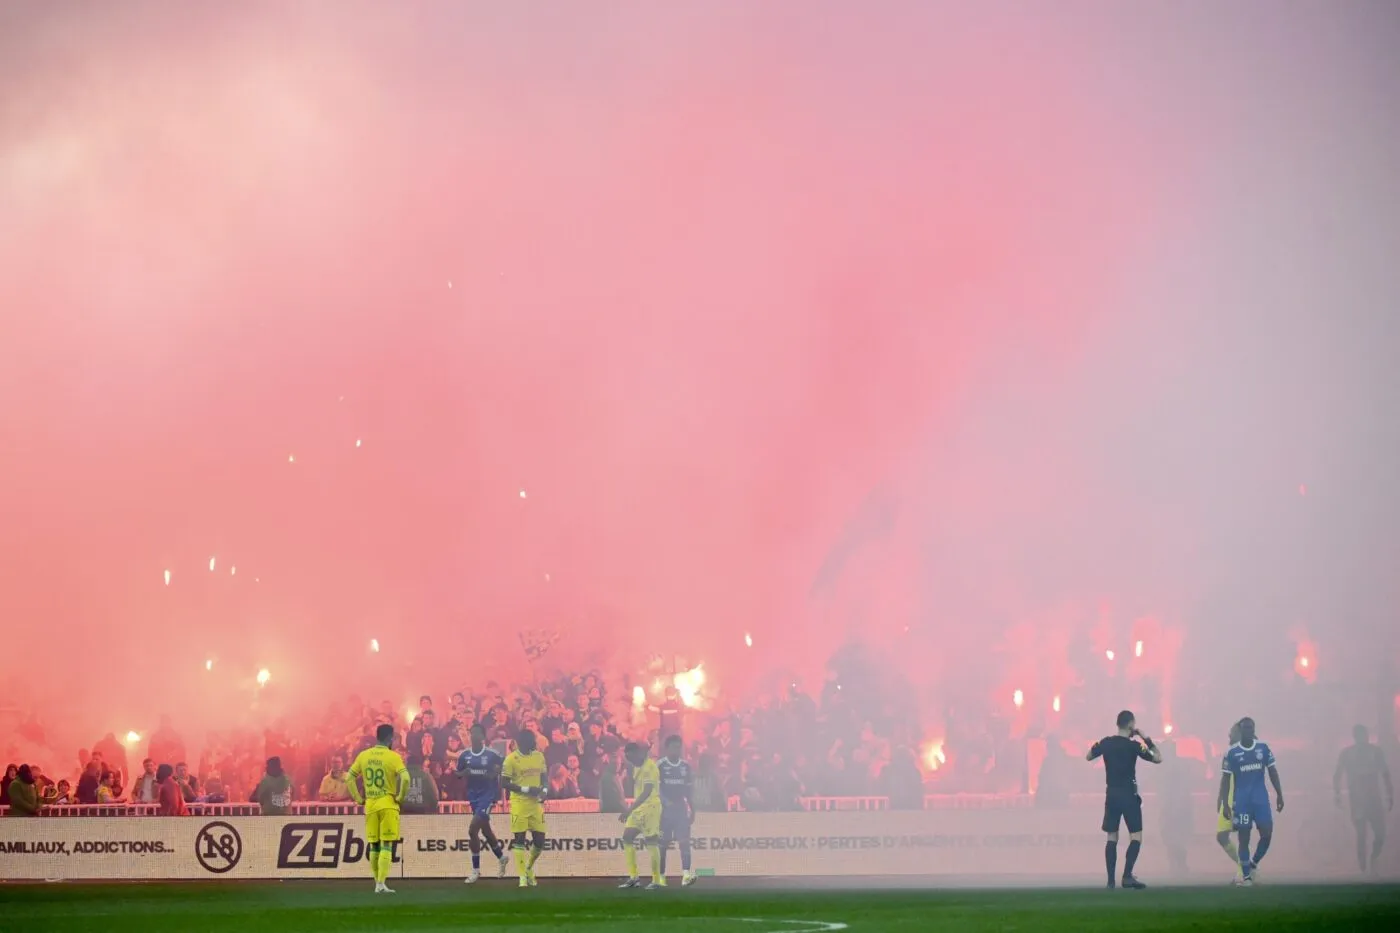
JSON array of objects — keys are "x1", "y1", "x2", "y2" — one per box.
[{"x1": 1102, "y1": 790, "x2": 1144, "y2": 834}]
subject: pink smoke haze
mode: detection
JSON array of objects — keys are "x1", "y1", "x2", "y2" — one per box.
[{"x1": 2, "y1": 3, "x2": 1398, "y2": 764}]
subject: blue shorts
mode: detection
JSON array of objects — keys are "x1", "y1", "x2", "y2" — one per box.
[
  {"x1": 1232, "y1": 796, "x2": 1273, "y2": 830},
  {"x1": 468, "y1": 796, "x2": 497, "y2": 818}
]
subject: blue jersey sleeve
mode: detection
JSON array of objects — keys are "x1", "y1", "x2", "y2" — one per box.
[{"x1": 1262, "y1": 743, "x2": 1276, "y2": 768}]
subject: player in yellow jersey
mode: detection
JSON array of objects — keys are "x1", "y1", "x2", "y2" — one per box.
[
  {"x1": 501, "y1": 729, "x2": 549, "y2": 888},
  {"x1": 618, "y1": 742, "x2": 663, "y2": 890},
  {"x1": 1217, "y1": 721, "x2": 1243, "y2": 882},
  {"x1": 348, "y1": 723, "x2": 409, "y2": 894}
]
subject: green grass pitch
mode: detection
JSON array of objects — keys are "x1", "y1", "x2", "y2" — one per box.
[{"x1": 2, "y1": 880, "x2": 1398, "y2": 932}]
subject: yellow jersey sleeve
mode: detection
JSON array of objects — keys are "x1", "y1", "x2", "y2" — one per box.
[{"x1": 502, "y1": 752, "x2": 519, "y2": 786}]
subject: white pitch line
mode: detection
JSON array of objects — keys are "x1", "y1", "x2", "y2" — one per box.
[
  {"x1": 742, "y1": 919, "x2": 849, "y2": 933},
  {"x1": 542, "y1": 915, "x2": 848, "y2": 933}
]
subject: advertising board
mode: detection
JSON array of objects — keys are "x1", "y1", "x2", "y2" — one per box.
[{"x1": 0, "y1": 800, "x2": 1379, "y2": 882}]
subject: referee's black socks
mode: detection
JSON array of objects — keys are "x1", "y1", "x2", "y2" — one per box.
[
  {"x1": 1105, "y1": 841, "x2": 1117, "y2": 884},
  {"x1": 1124, "y1": 840, "x2": 1141, "y2": 878}
]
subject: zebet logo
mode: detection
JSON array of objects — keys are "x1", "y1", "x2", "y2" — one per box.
[{"x1": 277, "y1": 824, "x2": 399, "y2": 869}]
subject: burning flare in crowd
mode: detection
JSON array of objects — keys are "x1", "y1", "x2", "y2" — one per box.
[
  {"x1": 256, "y1": 668, "x2": 271, "y2": 687},
  {"x1": 674, "y1": 664, "x2": 707, "y2": 709}
]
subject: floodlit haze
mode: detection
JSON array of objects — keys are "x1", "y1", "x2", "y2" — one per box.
[{"x1": 2, "y1": 1, "x2": 1399, "y2": 759}]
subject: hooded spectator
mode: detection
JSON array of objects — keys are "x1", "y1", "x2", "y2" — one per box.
[
  {"x1": 157, "y1": 764, "x2": 188, "y2": 816},
  {"x1": 251, "y1": 757, "x2": 293, "y2": 815},
  {"x1": 401, "y1": 756, "x2": 439, "y2": 815},
  {"x1": 5, "y1": 765, "x2": 41, "y2": 816},
  {"x1": 0, "y1": 764, "x2": 15, "y2": 806}
]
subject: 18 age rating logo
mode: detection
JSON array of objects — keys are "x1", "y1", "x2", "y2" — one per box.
[{"x1": 195, "y1": 822, "x2": 242, "y2": 874}]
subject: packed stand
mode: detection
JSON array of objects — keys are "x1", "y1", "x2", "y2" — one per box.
[{"x1": 3, "y1": 652, "x2": 932, "y2": 816}]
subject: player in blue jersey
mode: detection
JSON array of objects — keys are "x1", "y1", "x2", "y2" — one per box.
[
  {"x1": 456, "y1": 723, "x2": 510, "y2": 882},
  {"x1": 657, "y1": 735, "x2": 697, "y2": 886},
  {"x1": 1217, "y1": 716, "x2": 1284, "y2": 885}
]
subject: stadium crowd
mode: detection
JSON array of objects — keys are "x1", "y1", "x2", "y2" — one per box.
[{"x1": 2, "y1": 650, "x2": 939, "y2": 815}]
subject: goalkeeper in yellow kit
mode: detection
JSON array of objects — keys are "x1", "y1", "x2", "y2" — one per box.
[
  {"x1": 348, "y1": 723, "x2": 409, "y2": 894},
  {"x1": 501, "y1": 728, "x2": 549, "y2": 888}
]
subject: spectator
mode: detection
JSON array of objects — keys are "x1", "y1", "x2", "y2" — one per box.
[
  {"x1": 0, "y1": 764, "x2": 15, "y2": 805},
  {"x1": 1034, "y1": 738, "x2": 1071, "y2": 809},
  {"x1": 32, "y1": 767, "x2": 57, "y2": 804},
  {"x1": 545, "y1": 727, "x2": 570, "y2": 771},
  {"x1": 443, "y1": 732, "x2": 465, "y2": 770},
  {"x1": 130, "y1": 758, "x2": 159, "y2": 804},
  {"x1": 5, "y1": 765, "x2": 42, "y2": 816},
  {"x1": 97, "y1": 771, "x2": 124, "y2": 804},
  {"x1": 540, "y1": 701, "x2": 564, "y2": 741},
  {"x1": 879, "y1": 747, "x2": 925, "y2": 811},
  {"x1": 598, "y1": 749, "x2": 625, "y2": 814},
  {"x1": 251, "y1": 757, "x2": 293, "y2": 815},
  {"x1": 204, "y1": 770, "x2": 227, "y2": 803},
  {"x1": 76, "y1": 761, "x2": 101, "y2": 804},
  {"x1": 693, "y1": 753, "x2": 727, "y2": 812},
  {"x1": 157, "y1": 764, "x2": 188, "y2": 816},
  {"x1": 576, "y1": 752, "x2": 602, "y2": 800},
  {"x1": 565, "y1": 754, "x2": 584, "y2": 797},
  {"x1": 402, "y1": 756, "x2": 439, "y2": 815},
  {"x1": 406, "y1": 717, "x2": 427, "y2": 761},
  {"x1": 768, "y1": 753, "x2": 805, "y2": 811},
  {"x1": 548, "y1": 764, "x2": 580, "y2": 800},
  {"x1": 92, "y1": 733, "x2": 128, "y2": 777},
  {"x1": 656, "y1": 686, "x2": 684, "y2": 743},
  {"x1": 52, "y1": 779, "x2": 74, "y2": 805},
  {"x1": 318, "y1": 756, "x2": 351, "y2": 802},
  {"x1": 175, "y1": 763, "x2": 199, "y2": 803}
]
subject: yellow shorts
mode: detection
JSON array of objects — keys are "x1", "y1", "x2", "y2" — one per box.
[
  {"x1": 626, "y1": 805, "x2": 662, "y2": 838},
  {"x1": 510, "y1": 800, "x2": 546, "y2": 835},
  {"x1": 365, "y1": 806, "x2": 401, "y2": 844},
  {"x1": 1216, "y1": 807, "x2": 1232, "y2": 834}
]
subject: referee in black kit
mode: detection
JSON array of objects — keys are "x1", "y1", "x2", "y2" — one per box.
[{"x1": 1086, "y1": 710, "x2": 1162, "y2": 889}]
